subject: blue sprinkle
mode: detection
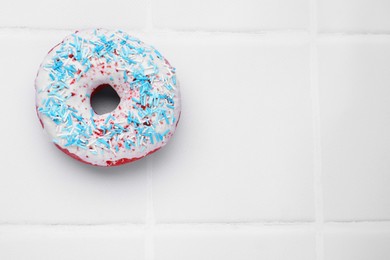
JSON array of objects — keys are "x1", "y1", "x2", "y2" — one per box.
[
  {"x1": 124, "y1": 71, "x2": 128, "y2": 82},
  {"x1": 154, "y1": 133, "x2": 162, "y2": 142},
  {"x1": 162, "y1": 129, "x2": 170, "y2": 136},
  {"x1": 149, "y1": 134, "x2": 154, "y2": 144},
  {"x1": 154, "y1": 49, "x2": 162, "y2": 59},
  {"x1": 97, "y1": 138, "x2": 110, "y2": 149},
  {"x1": 161, "y1": 111, "x2": 169, "y2": 124},
  {"x1": 66, "y1": 114, "x2": 73, "y2": 126},
  {"x1": 105, "y1": 114, "x2": 113, "y2": 124},
  {"x1": 68, "y1": 107, "x2": 78, "y2": 113},
  {"x1": 71, "y1": 112, "x2": 83, "y2": 121}
]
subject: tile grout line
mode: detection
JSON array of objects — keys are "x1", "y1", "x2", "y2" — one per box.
[
  {"x1": 4, "y1": 26, "x2": 390, "y2": 41},
  {"x1": 0, "y1": 220, "x2": 389, "y2": 228},
  {"x1": 0, "y1": 26, "x2": 307, "y2": 33},
  {"x1": 2, "y1": 26, "x2": 390, "y2": 37},
  {"x1": 145, "y1": 2, "x2": 155, "y2": 259},
  {"x1": 145, "y1": 157, "x2": 155, "y2": 260},
  {"x1": 310, "y1": 0, "x2": 324, "y2": 260}
]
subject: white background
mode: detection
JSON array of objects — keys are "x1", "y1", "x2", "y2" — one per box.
[{"x1": 0, "y1": 0, "x2": 390, "y2": 259}]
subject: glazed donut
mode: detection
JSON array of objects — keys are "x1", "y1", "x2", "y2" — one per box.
[{"x1": 35, "y1": 29, "x2": 181, "y2": 166}]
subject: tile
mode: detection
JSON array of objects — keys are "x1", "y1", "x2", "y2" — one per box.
[
  {"x1": 153, "y1": 0, "x2": 309, "y2": 31},
  {"x1": 155, "y1": 227, "x2": 315, "y2": 260},
  {"x1": 324, "y1": 223, "x2": 390, "y2": 260},
  {"x1": 318, "y1": 0, "x2": 390, "y2": 33},
  {"x1": 0, "y1": 31, "x2": 147, "y2": 223},
  {"x1": 0, "y1": 0, "x2": 146, "y2": 29},
  {"x1": 0, "y1": 226, "x2": 145, "y2": 260},
  {"x1": 150, "y1": 35, "x2": 314, "y2": 222},
  {"x1": 319, "y1": 38, "x2": 390, "y2": 221}
]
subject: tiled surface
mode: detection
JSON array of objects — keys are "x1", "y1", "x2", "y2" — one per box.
[
  {"x1": 319, "y1": 38, "x2": 390, "y2": 221},
  {"x1": 0, "y1": 0, "x2": 389, "y2": 258},
  {"x1": 318, "y1": 0, "x2": 390, "y2": 33},
  {"x1": 0, "y1": 226, "x2": 145, "y2": 260},
  {"x1": 151, "y1": 36, "x2": 315, "y2": 222},
  {"x1": 0, "y1": 0, "x2": 147, "y2": 29},
  {"x1": 153, "y1": 0, "x2": 309, "y2": 31},
  {"x1": 154, "y1": 227, "x2": 316, "y2": 260},
  {"x1": 324, "y1": 223, "x2": 390, "y2": 260}
]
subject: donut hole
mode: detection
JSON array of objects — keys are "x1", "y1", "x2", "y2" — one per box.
[{"x1": 90, "y1": 84, "x2": 120, "y2": 115}]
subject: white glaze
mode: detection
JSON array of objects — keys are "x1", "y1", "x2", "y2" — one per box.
[{"x1": 35, "y1": 29, "x2": 181, "y2": 166}]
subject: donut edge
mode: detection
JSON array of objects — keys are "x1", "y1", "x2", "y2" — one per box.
[{"x1": 55, "y1": 144, "x2": 161, "y2": 167}]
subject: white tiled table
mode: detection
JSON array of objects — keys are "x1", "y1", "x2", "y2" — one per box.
[{"x1": 0, "y1": 0, "x2": 389, "y2": 259}]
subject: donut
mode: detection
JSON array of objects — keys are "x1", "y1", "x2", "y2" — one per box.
[{"x1": 35, "y1": 29, "x2": 181, "y2": 167}]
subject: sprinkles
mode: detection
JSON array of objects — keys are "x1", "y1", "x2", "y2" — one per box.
[{"x1": 35, "y1": 29, "x2": 180, "y2": 166}]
